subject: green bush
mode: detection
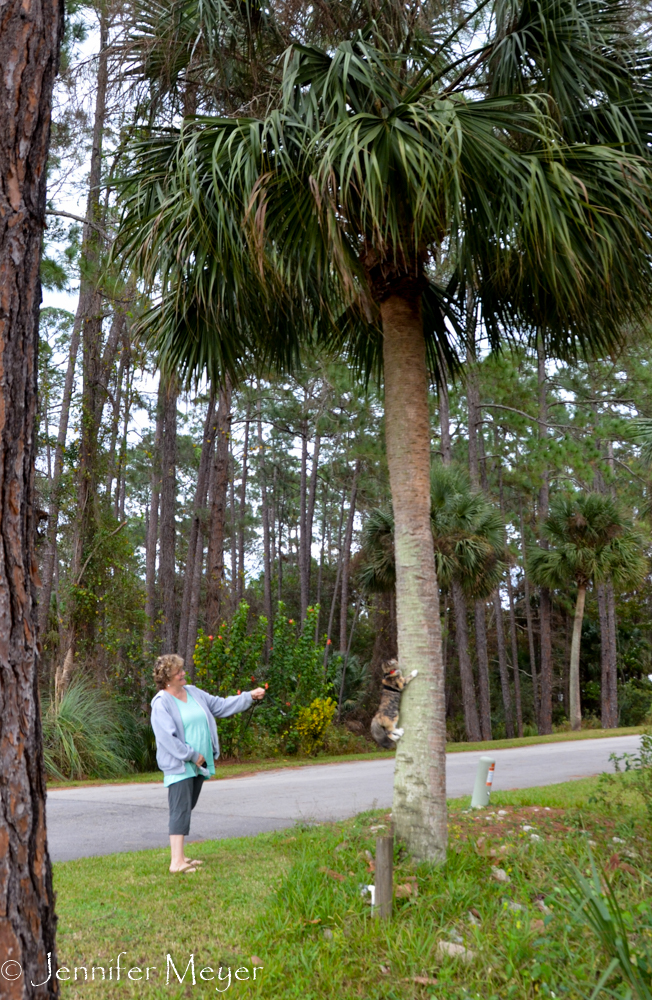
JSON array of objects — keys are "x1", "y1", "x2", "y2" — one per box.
[
  {"x1": 41, "y1": 681, "x2": 145, "y2": 780},
  {"x1": 618, "y1": 679, "x2": 652, "y2": 726}
]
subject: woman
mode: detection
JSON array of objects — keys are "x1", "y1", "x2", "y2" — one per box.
[{"x1": 151, "y1": 653, "x2": 265, "y2": 873}]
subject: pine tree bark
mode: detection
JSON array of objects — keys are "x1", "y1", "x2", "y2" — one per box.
[
  {"x1": 299, "y1": 420, "x2": 310, "y2": 622},
  {"x1": 306, "y1": 432, "x2": 321, "y2": 596},
  {"x1": 58, "y1": 13, "x2": 113, "y2": 678},
  {"x1": 144, "y1": 381, "x2": 164, "y2": 650},
  {"x1": 205, "y1": 381, "x2": 232, "y2": 632},
  {"x1": 451, "y1": 580, "x2": 482, "y2": 742},
  {"x1": 158, "y1": 377, "x2": 178, "y2": 652},
  {"x1": 598, "y1": 581, "x2": 618, "y2": 728},
  {"x1": 339, "y1": 459, "x2": 360, "y2": 653},
  {"x1": 237, "y1": 408, "x2": 250, "y2": 600},
  {"x1": 506, "y1": 573, "x2": 524, "y2": 736},
  {"x1": 493, "y1": 589, "x2": 514, "y2": 737},
  {"x1": 382, "y1": 294, "x2": 447, "y2": 862},
  {"x1": 569, "y1": 584, "x2": 586, "y2": 731},
  {"x1": 178, "y1": 393, "x2": 216, "y2": 654},
  {"x1": 537, "y1": 339, "x2": 553, "y2": 733},
  {"x1": 438, "y1": 380, "x2": 452, "y2": 465},
  {"x1": 519, "y1": 499, "x2": 539, "y2": 727},
  {"x1": 256, "y1": 390, "x2": 273, "y2": 643},
  {"x1": 38, "y1": 320, "x2": 80, "y2": 639},
  {"x1": 474, "y1": 600, "x2": 492, "y2": 740},
  {"x1": 0, "y1": 0, "x2": 62, "y2": 988}
]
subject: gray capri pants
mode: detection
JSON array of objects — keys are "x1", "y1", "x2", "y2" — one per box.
[{"x1": 168, "y1": 775, "x2": 205, "y2": 835}]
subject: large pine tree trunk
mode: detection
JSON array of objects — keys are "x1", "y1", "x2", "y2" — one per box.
[
  {"x1": 159, "y1": 377, "x2": 178, "y2": 652},
  {"x1": 382, "y1": 294, "x2": 447, "y2": 862},
  {"x1": 205, "y1": 381, "x2": 232, "y2": 631},
  {"x1": 0, "y1": 0, "x2": 62, "y2": 988},
  {"x1": 569, "y1": 584, "x2": 586, "y2": 731}
]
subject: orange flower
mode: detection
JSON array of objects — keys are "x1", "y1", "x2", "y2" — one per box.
[
  {"x1": 208, "y1": 635, "x2": 213, "y2": 640},
  {"x1": 327, "y1": 639, "x2": 332, "y2": 645},
  {"x1": 264, "y1": 683, "x2": 269, "y2": 689}
]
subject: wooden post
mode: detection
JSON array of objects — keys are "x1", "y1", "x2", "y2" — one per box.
[{"x1": 374, "y1": 834, "x2": 394, "y2": 920}]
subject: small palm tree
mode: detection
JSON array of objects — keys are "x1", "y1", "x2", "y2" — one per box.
[{"x1": 528, "y1": 493, "x2": 646, "y2": 731}]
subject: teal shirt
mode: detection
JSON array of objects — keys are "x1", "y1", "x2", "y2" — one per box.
[{"x1": 163, "y1": 691, "x2": 216, "y2": 787}]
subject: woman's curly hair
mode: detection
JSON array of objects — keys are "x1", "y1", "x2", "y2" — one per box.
[{"x1": 153, "y1": 654, "x2": 184, "y2": 691}]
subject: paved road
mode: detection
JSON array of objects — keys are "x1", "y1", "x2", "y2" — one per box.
[{"x1": 47, "y1": 735, "x2": 640, "y2": 862}]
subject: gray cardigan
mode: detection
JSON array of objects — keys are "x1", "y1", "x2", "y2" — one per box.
[{"x1": 150, "y1": 684, "x2": 254, "y2": 776}]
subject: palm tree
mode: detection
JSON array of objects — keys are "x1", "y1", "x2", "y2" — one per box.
[
  {"x1": 360, "y1": 466, "x2": 507, "y2": 741},
  {"x1": 528, "y1": 493, "x2": 646, "y2": 731},
  {"x1": 117, "y1": 5, "x2": 652, "y2": 860}
]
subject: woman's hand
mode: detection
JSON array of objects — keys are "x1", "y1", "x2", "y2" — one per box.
[
  {"x1": 250, "y1": 687, "x2": 266, "y2": 701},
  {"x1": 196, "y1": 754, "x2": 206, "y2": 767}
]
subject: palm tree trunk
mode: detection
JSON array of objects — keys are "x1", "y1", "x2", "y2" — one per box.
[
  {"x1": 569, "y1": 584, "x2": 586, "y2": 731},
  {"x1": 0, "y1": 0, "x2": 61, "y2": 981},
  {"x1": 382, "y1": 294, "x2": 447, "y2": 861},
  {"x1": 474, "y1": 601, "x2": 492, "y2": 740},
  {"x1": 205, "y1": 379, "x2": 232, "y2": 631},
  {"x1": 159, "y1": 376, "x2": 178, "y2": 652},
  {"x1": 299, "y1": 420, "x2": 309, "y2": 621}
]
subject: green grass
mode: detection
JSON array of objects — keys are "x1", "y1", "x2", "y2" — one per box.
[
  {"x1": 54, "y1": 773, "x2": 652, "y2": 999},
  {"x1": 46, "y1": 727, "x2": 644, "y2": 789}
]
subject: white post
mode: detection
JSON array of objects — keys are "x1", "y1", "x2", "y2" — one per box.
[{"x1": 471, "y1": 756, "x2": 496, "y2": 808}]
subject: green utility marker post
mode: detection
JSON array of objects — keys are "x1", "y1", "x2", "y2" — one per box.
[{"x1": 471, "y1": 756, "x2": 496, "y2": 808}]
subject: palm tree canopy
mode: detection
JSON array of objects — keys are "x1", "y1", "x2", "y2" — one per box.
[
  {"x1": 528, "y1": 492, "x2": 647, "y2": 590},
  {"x1": 359, "y1": 465, "x2": 507, "y2": 597},
  {"x1": 115, "y1": 0, "x2": 652, "y2": 385}
]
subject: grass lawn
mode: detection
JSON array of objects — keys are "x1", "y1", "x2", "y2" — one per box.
[
  {"x1": 46, "y1": 726, "x2": 646, "y2": 790},
  {"x1": 53, "y1": 770, "x2": 652, "y2": 999}
]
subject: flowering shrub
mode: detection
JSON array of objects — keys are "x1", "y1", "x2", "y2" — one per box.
[
  {"x1": 294, "y1": 697, "x2": 336, "y2": 756},
  {"x1": 193, "y1": 602, "x2": 267, "y2": 756},
  {"x1": 193, "y1": 600, "x2": 329, "y2": 756},
  {"x1": 258, "y1": 603, "x2": 327, "y2": 736}
]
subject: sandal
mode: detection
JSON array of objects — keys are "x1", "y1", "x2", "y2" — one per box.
[
  {"x1": 170, "y1": 863, "x2": 199, "y2": 875},
  {"x1": 186, "y1": 858, "x2": 204, "y2": 866}
]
